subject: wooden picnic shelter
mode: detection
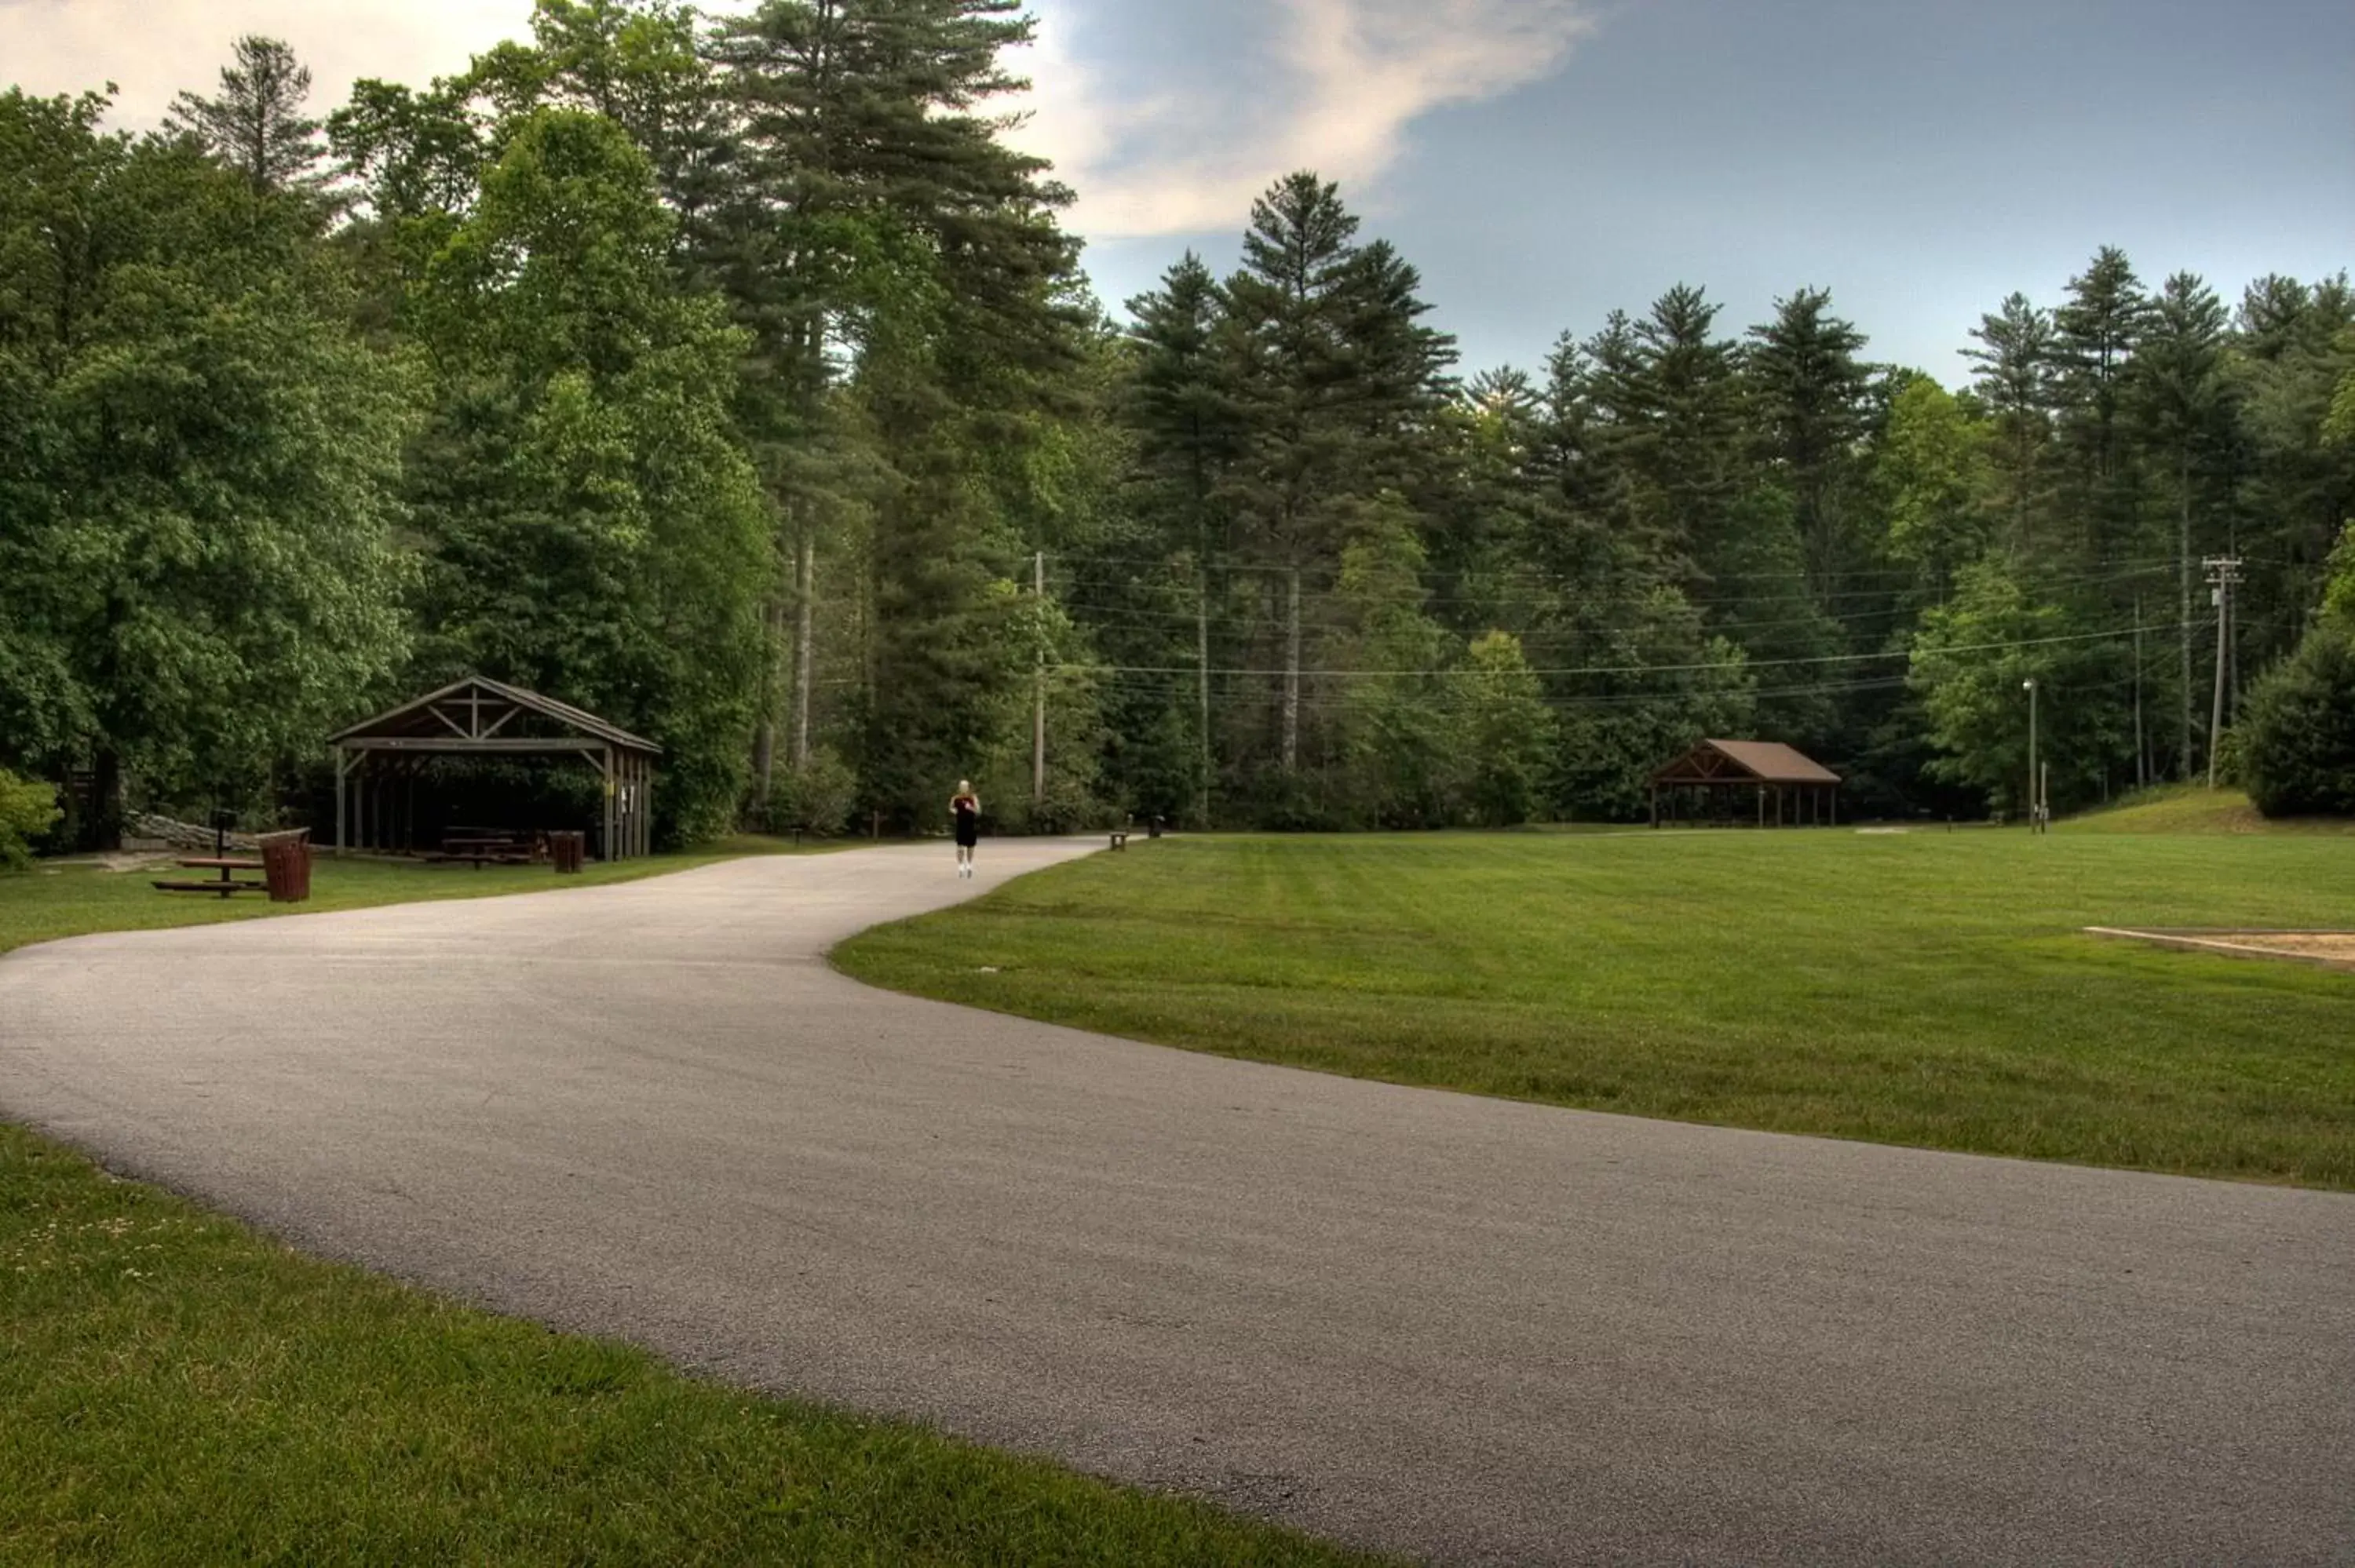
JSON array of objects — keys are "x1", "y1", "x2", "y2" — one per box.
[
  {"x1": 328, "y1": 676, "x2": 658, "y2": 861},
  {"x1": 1650, "y1": 739, "x2": 1842, "y2": 829}
]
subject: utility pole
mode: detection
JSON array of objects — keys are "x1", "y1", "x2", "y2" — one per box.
[
  {"x1": 2023, "y1": 677, "x2": 2039, "y2": 831},
  {"x1": 790, "y1": 535, "x2": 813, "y2": 771},
  {"x1": 1196, "y1": 554, "x2": 1211, "y2": 826},
  {"x1": 1033, "y1": 550, "x2": 1046, "y2": 806},
  {"x1": 2131, "y1": 597, "x2": 2145, "y2": 789},
  {"x1": 2204, "y1": 556, "x2": 2242, "y2": 789},
  {"x1": 1283, "y1": 566, "x2": 1302, "y2": 773}
]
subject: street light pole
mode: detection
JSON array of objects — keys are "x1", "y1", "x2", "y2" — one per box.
[{"x1": 2204, "y1": 556, "x2": 2243, "y2": 789}]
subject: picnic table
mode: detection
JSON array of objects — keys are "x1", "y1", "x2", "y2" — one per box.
[
  {"x1": 153, "y1": 855, "x2": 267, "y2": 898},
  {"x1": 151, "y1": 826, "x2": 310, "y2": 902},
  {"x1": 422, "y1": 829, "x2": 536, "y2": 868}
]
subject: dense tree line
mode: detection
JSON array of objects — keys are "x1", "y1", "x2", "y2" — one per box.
[{"x1": 3, "y1": 1, "x2": 2350, "y2": 851}]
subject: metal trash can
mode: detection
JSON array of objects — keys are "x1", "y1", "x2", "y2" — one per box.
[
  {"x1": 549, "y1": 830, "x2": 586, "y2": 874},
  {"x1": 258, "y1": 830, "x2": 312, "y2": 903}
]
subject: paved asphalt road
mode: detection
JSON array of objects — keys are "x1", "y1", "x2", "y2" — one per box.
[{"x1": 3, "y1": 841, "x2": 2350, "y2": 1565}]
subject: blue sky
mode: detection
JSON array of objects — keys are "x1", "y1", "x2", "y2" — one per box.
[
  {"x1": 1039, "y1": 0, "x2": 2355, "y2": 381},
  {"x1": 16, "y1": 0, "x2": 2352, "y2": 382}
]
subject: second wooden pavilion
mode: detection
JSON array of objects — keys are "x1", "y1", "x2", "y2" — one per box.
[{"x1": 1650, "y1": 739, "x2": 1842, "y2": 828}]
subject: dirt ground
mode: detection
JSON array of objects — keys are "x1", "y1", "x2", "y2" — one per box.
[
  {"x1": 2094, "y1": 928, "x2": 2355, "y2": 970},
  {"x1": 2219, "y1": 932, "x2": 2355, "y2": 962}
]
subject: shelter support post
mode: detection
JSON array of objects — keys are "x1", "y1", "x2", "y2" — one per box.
[{"x1": 630, "y1": 753, "x2": 644, "y2": 859}]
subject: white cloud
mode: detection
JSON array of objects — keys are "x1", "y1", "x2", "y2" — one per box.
[
  {"x1": 2, "y1": 0, "x2": 533, "y2": 130},
  {"x1": 1008, "y1": 0, "x2": 1599, "y2": 239},
  {"x1": 7, "y1": 0, "x2": 1594, "y2": 244}
]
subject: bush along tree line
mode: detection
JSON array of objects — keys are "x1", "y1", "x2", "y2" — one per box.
[{"x1": 3, "y1": 3, "x2": 2352, "y2": 854}]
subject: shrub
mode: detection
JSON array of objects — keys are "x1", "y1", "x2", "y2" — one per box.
[
  {"x1": 766, "y1": 748, "x2": 859, "y2": 837},
  {"x1": 1007, "y1": 775, "x2": 1106, "y2": 837},
  {"x1": 0, "y1": 768, "x2": 61, "y2": 870},
  {"x1": 2239, "y1": 627, "x2": 2355, "y2": 819}
]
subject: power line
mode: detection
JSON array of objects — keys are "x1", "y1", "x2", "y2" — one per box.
[
  {"x1": 1050, "y1": 563, "x2": 2182, "y2": 636},
  {"x1": 1052, "y1": 621, "x2": 2192, "y2": 681},
  {"x1": 1048, "y1": 549, "x2": 2187, "y2": 589},
  {"x1": 1050, "y1": 556, "x2": 2185, "y2": 617}
]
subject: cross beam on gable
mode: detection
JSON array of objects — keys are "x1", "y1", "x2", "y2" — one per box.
[{"x1": 429, "y1": 695, "x2": 528, "y2": 741}]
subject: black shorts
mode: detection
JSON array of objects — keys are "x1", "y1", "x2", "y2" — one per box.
[{"x1": 955, "y1": 822, "x2": 979, "y2": 848}]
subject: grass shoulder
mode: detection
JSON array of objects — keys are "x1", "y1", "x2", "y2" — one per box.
[
  {"x1": 835, "y1": 831, "x2": 2355, "y2": 1190},
  {"x1": 0, "y1": 1123, "x2": 1377, "y2": 1566},
  {"x1": 0, "y1": 833, "x2": 851, "y2": 961}
]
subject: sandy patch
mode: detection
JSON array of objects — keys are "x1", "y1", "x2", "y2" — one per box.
[
  {"x1": 2087, "y1": 928, "x2": 2355, "y2": 972},
  {"x1": 2222, "y1": 933, "x2": 2355, "y2": 961}
]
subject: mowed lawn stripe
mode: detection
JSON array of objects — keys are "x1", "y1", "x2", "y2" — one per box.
[{"x1": 834, "y1": 833, "x2": 2355, "y2": 1189}]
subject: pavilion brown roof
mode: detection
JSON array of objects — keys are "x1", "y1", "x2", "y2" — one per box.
[
  {"x1": 1652, "y1": 739, "x2": 1842, "y2": 786},
  {"x1": 329, "y1": 675, "x2": 658, "y2": 753}
]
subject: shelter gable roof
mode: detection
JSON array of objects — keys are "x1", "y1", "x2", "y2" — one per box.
[
  {"x1": 329, "y1": 676, "x2": 659, "y2": 753},
  {"x1": 1652, "y1": 738, "x2": 1840, "y2": 786}
]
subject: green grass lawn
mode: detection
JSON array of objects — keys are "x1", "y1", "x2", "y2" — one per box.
[
  {"x1": 2068, "y1": 783, "x2": 2355, "y2": 835},
  {"x1": 0, "y1": 833, "x2": 836, "y2": 958},
  {"x1": 835, "y1": 824, "x2": 2355, "y2": 1190},
  {"x1": 0, "y1": 841, "x2": 1378, "y2": 1566}
]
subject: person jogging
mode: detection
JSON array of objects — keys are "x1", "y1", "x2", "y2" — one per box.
[{"x1": 949, "y1": 780, "x2": 981, "y2": 878}]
